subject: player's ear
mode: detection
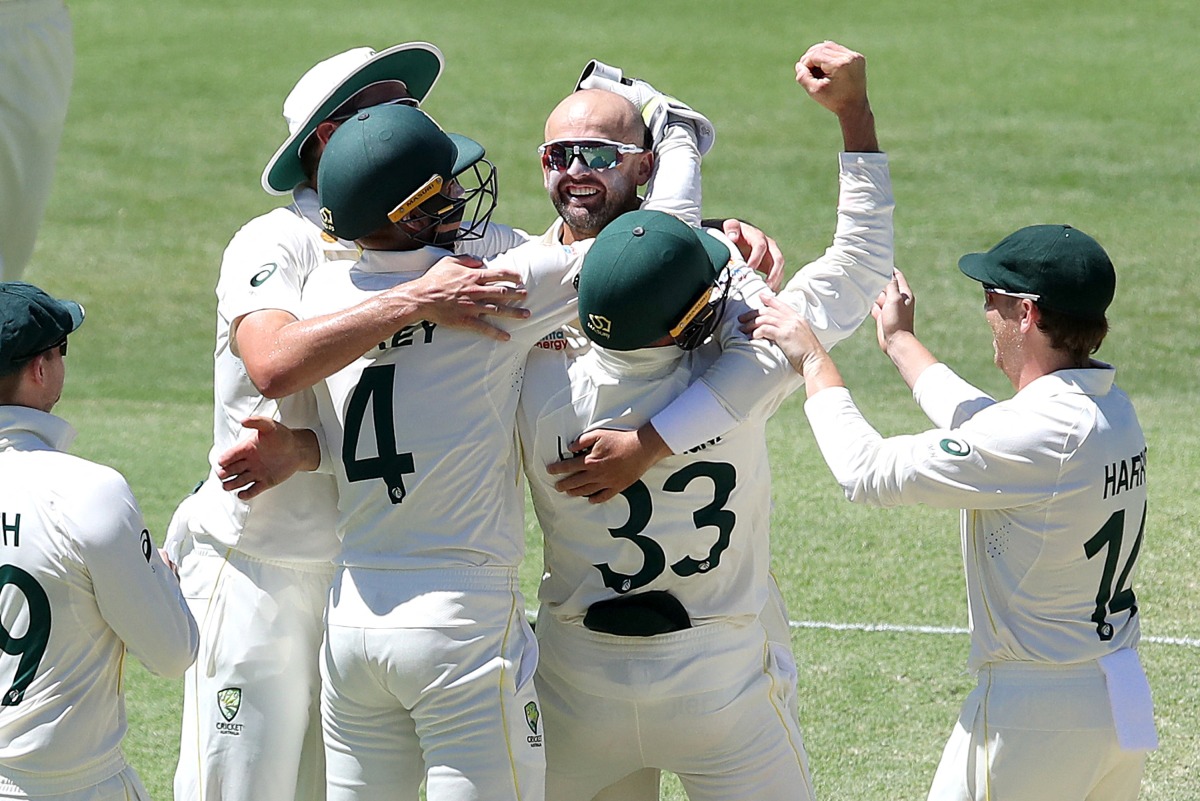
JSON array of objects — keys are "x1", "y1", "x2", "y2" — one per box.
[
  {"x1": 314, "y1": 120, "x2": 340, "y2": 148},
  {"x1": 634, "y1": 151, "x2": 655, "y2": 186},
  {"x1": 1018, "y1": 299, "x2": 1039, "y2": 333}
]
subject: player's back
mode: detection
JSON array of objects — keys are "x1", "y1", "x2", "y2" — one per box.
[
  {"x1": 0, "y1": 448, "x2": 141, "y2": 780},
  {"x1": 520, "y1": 341, "x2": 791, "y2": 629},
  {"x1": 959, "y1": 366, "x2": 1147, "y2": 668},
  {"x1": 0, "y1": 408, "x2": 196, "y2": 789},
  {"x1": 302, "y1": 242, "x2": 580, "y2": 571}
]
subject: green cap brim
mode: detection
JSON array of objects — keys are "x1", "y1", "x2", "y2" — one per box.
[
  {"x1": 956, "y1": 251, "x2": 996, "y2": 286},
  {"x1": 447, "y1": 133, "x2": 485, "y2": 176},
  {"x1": 262, "y1": 43, "x2": 444, "y2": 195},
  {"x1": 698, "y1": 227, "x2": 734, "y2": 276}
]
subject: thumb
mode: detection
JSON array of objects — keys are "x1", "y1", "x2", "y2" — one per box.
[
  {"x1": 241, "y1": 417, "x2": 275, "y2": 435},
  {"x1": 569, "y1": 429, "x2": 601, "y2": 452}
]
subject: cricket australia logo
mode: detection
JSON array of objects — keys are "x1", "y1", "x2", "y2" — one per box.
[
  {"x1": 218, "y1": 687, "x2": 242, "y2": 721},
  {"x1": 320, "y1": 206, "x2": 335, "y2": 230},
  {"x1": 586, "y1": 313, "x2": 612, "y2": 340},
  {"x1": 524, "y1": 701, "x2": 543, "y2": 747},
  {"x1": 215, "y1": 688, "x2": 245, "y2": 736}
]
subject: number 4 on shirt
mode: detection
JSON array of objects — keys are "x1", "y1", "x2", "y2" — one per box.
[{"x1": 342, "y1": 364, "x2": 416, "y2": 505}]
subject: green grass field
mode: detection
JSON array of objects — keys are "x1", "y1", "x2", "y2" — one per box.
[{"x1": 28, "y1": 0, "x2": 1199, "y2": 798}]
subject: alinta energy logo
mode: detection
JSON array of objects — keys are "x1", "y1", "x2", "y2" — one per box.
[
  {"x1": 524, "y1": 701, "x2": 543, "y2": 748},
  {"x1": 216, "y1": 687, "x2": 244, "y2": 736}
]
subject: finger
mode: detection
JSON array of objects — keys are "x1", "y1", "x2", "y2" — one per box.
[
  {"x1": 737, "y1": 308, "x2": 759, "y2": 325},
  {"x1": 456, "y1": 316, "x2": 512, "y2": 342},
  {"x1": 475, "y1": 267, "x2": 524, "y2": 286},
  {"x1": 554, "y1": 475, "x2": 597, "y2": 495},
  {"x1": 893, "y1": 268, "x2": 913, "y2": 298},
  {"x1": 476, "y1": 301, "x2": 530, "y2": 320},
  {"x1": 568, "y1": 430, "x2": 601, "y2": 452},
  {"x1": 587, "y1": 488, "x2": 620, "y2": 504},
  {"x1": 240, "y1": 417, "x2": 275, "y2": 436},
  {"x1": 546, "y1": 455, "x2": 584, "y2": 476},
  {"x1": 748, "y1": 322, "x2": 780, "y2": 341},
  {"x1": 744, "y1": 238, "x2": 767, "y2": 272},
  {"x1": 766, "y1": 244, "x2": 785, "y2": 292},
  {"x1": 762, "y1": 294, "x2": 791, "y2": 311},
  {"x1": 215, "y1": 456, "x2": 251, "y2": 477},
  {"x1": 219, "y1": 472, "x2": 253, "y2": 491},
  {"x1": 237, "y1": 484, "x2": 268, "y2": 501}
]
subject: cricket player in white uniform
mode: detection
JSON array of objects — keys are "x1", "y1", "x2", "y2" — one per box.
[
  {"x1": 0, "y1": 0, "x2": 73, "y2": 280},
  {"x1": 0, "y1": 282, "x2": 197, "y2": 800},
  {"x1": 519, "y1": 45, "x2": 892, "y2": 793},
  {"x1": 519, "y1": 187, "x2": 892, "y2": 797},
  {"x1": 170, "y1": 43, "x2": 537, "y2": 801},
  {"x1": 210, "y1": 85, "x2": 791, "y2": 797},
  {"x1": 745, "y1": 225, "x2": 1154, "y2": 801}
]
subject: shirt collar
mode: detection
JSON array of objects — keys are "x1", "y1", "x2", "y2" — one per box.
[
  {"x1": 0, "y1": 406, "x2": 76, "y2": 453},
  {"x1": 1019, "y1": 361, "x2": 1118, "y2": 399}
]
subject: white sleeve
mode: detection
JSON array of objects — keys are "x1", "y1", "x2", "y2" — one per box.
[
  {"x1": 804, "y1": 386, "x2": 1060, "y2": 510},
  {"x1": 911, "y1": 362, "x2": 998, "y2": 429},
  {"x1": 778, "y1": 153, "x2": 894, "y2": 351},
  {"x1": 463, "y1": 221, "x2": 533, "y2": 260},
  {"x1": 641, "y1": 122, "x2": 702, "y2": 227},
  {"x1": 216, "y1": 210, "x2": 321, "y2": 324},
  {"x1": 487, "y1": 240, "x2": 583, "y2": 347},
  {"x1": 73, "y1": 469, "x2": 198, "y2": 677},
  {"x1": 651, "y1": 237, "x2": 802, "y2": 453}
]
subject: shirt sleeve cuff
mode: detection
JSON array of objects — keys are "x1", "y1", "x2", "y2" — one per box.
[{"x1": 650, "y1": 381, "x2": 739, "y2": 454}]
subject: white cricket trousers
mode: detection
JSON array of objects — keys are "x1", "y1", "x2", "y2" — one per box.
[
  {"x1": 320, "y1": 566, "x2": 544, "y2": 801},
  {"x1": 928, "y1": 659, "x2": 1149, "y2": 801},
  {"x1": 173, "y1": 539, "x2": 333, "y2": 801},
  {"x1": 0, "y1": 0, "x2": 72, "y2": 280},
  {"x1": 535, "y1": 609, "x2": 813, "y2": 801},
  {"x1": 0, "y1": 764, "x2": 149, "y2": 801}
]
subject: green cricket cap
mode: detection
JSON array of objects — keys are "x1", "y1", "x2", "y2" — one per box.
[
  {"x1": 0, "y1": 282, "x2": 85, "y2": 375},
  {"x1": 261, "y1": 42, "x2": 445, "y2": 196},
  {"x1": 958, "y1": 224, "x2": 1115, "y2": 320},
  {"x1": 316, "y1": 104, "x2": 485, "y2": 242},
  {"x1": 578, "y1": 210, "x2": 731, "y2": 351}
]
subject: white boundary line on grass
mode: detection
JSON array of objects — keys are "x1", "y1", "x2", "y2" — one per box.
[
  {"x1": 525, "y1": 609, "x2": 1199, "y2": 648},
  {"x1": 787, "y1": 618, "x2": 1200, "y2": 648}
]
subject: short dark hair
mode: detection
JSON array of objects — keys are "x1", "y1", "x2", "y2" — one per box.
[
  {"x1": 1035, "y1": 305, "x2": 1109, "y2": 361},
  {"x1": 0, "y1": 364, "x2": 24, "y2": 402},
  {"x1": 300, "y1": 135, "x2": 322, "y2": 185}
]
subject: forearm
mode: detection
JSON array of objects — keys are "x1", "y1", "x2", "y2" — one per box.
[
  {"x1": 642, "y1": 121, "x2": 702, "y2": 227},
  {"x1": 242, "y1": 291, "x2": 427, "y2": 398},
  {"x1": 802, "y1": 348, "x2": 846, "y2": 398},
  {"x1": 837, "y1": 100, "x2": 879, "y2": 153},
  {"x1": 780, "y1": 154, "x2": 894, "y2": 348},
  {"x1": 884, "y1": 331, "x2": 938, "y2": 391}
]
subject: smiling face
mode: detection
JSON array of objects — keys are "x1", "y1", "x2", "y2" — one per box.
[{"x1": 542, "y1": 89, "x2": 654, "y2": 244}]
